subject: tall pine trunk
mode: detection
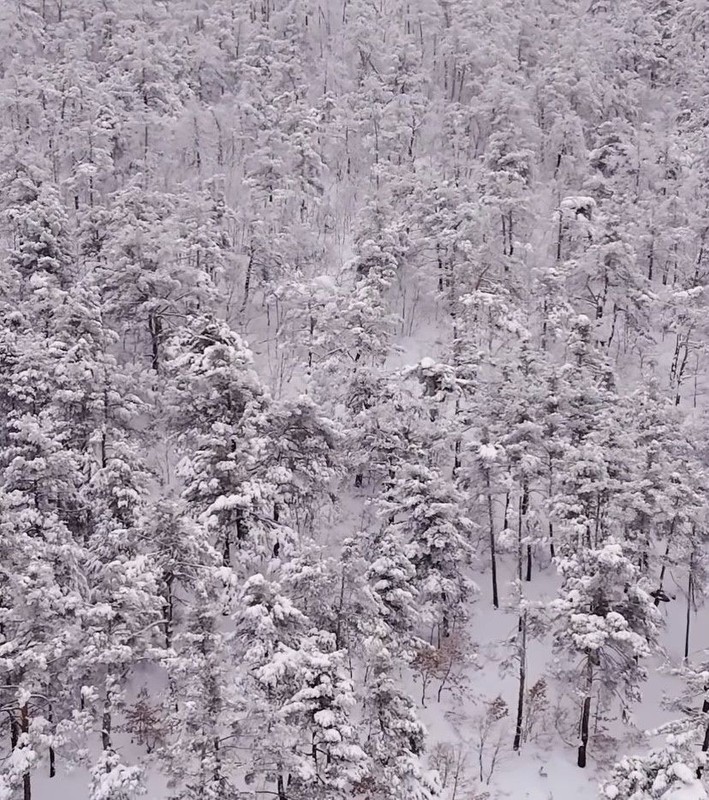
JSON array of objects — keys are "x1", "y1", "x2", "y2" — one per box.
[
  {"x1": 513, "y1": 494, "x2": 527, "y2": 751},
  {"x1": 548, "y1": 457, "x2": 556, "y2": 559},
  {"x1": 163, "y1": 571, "x2": 174, "y2": 648},
  {"x1": 654, "y1": 535, "x2": 672, "y2": 606},
  {"x1": 10, "y1": 711, "x2": 18, "y2": 751},
  {"x1": 102, "y1": 689, "x2": 112, "y2": 754},
  {"x1": 148, "y1": 312, "x2": 162, "y2": 372},
  {"x1": 483, "y1": 467, "x2": 499, "y2": 609},
  {"x1": 48, "y1": 704, "x2": 55, "y2": 778},
  {"x1": 21, "y1": 703, "x2": 30, "y2": 800},
  {"x1": 684, "y1": 558, "x2": 694, "y2": 662},
  {"x1": 512, "y1": 609, "x2": 527, "y2": 752},
  {"x1": 577, "y1": 660, "x2": 593, "y2": 768}
]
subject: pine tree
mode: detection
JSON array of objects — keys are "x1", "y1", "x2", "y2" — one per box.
[
  {"x1": 161, "y1": 583, "x2": 235, "y2": 800},
  {"x1": 603, "y1": 734, "x2": 707, "y2": 800},
  {"x1": 165, "y1": 315, "x2": 277, "y2": 569},
  {"x1": 102, "y1": 186, "x2": 216, "y2": 371},
  {"x1": 358, "y1": 645, "x2": 440, "y2": 800},
  {"x1": 231, "y1": 574, "x2": 367, "y2": 799},
  {"x1": 376, "y1": 464, "x2": 474, "y2": 641},
  {"x1": 0, "y1": 163, "x2": 93, "y2": 795},
  {"x1": 551, "y1": 541, "x2": 660, "y2": 767}
]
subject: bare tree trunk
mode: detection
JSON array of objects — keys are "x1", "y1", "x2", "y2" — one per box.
[
  {"x1": 148, "y1": 312, "x2": 162, "y2": 372},
  {"x1": 21, "y1": 704, "x2": 31, "y2": 800},
  {"x1": 241, "y1": 247, "x2": 254, "y2": 312},
  {"x1": 163, "y1": 571, "x2": 174, "y2": 648},
  {"x1": 453, "y1": 425, "x2": 462, "y2": 477},
  {"x1": 222, "y1": 531, "x2": 231, "y2": 567},
  {"x1": 334, "y1": 568, "x2": 346, "y2": 651},
  {"x1": 517, "y1": 495, "x2": 523, "y2": 584},
  {"x1": 512, "y1": 610, "x2": 527, "y2": 751},
  {"x1": 654, "y1": 537, "x2": 672, "y2": 607},
  {"x1": 277, "y1": 774, "x2": 287, "y2": 800},
  {"x1": 525, "y1": 542, "x2": 532, "y2": 582},
  {"x1": 212, "y1": 736, "x2": 222, "y2": 788},
  {"x1": 483, "y1": 468, "x2": 499, "y2": 609},
  {"x1": 437, "y1": 242, "x2": 444, "y2": 292},
  {"x1": 10, "y1": 711, "x2": 18, "y2": 750},
  {"x1": 577, "y1": 661, "x2": 593, "y2": 768},
  {"x1": 701, "y1": 694, "x2": 709, "y2": 755},
  {"x1": 513, "y1": 489, "x2": 527, "y2": 751},
  {"x1": 508, "y1": 210, "x2": 514, "y2": 256},
  {"x1": 685, "y1": 556, "x2": 694, "y2": 662},
  {"x1": 698, "y1": 700, "x2": 709, "y2": 775},
  {"x1": 307, "y1": 309, "x2": 315, "y2": 375},
  {"x1": 236, "y1": 508, "x2": 249, "y2": 541},
  {"x1": 102, "y1": 690, "x2": 112, "y2": 753},
  {"x1": 48, "y1": 704, "x2": 55, "y2": 778},
  {"x1": 548, "y1": 455, "x2": 556, "y2": 559},
  {"x1": 519, "y1": 484, "x2": 530, "y2": 582}
]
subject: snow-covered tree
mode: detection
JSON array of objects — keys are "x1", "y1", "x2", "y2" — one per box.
[
  {"x1": 165, "y1": 316, "x2": 278, "y2": 569},
  {"x1": 552, "y1": 541, "x2": 660, "y2": 767},
  {"x1": 376, "y1": 464, "x2": 475, "y2": 641},
  {"x1": 603, "y1": 735, "x2": 707, "y2": 800},
  {"x1": 231, "y1": 575, "x2": 367, "y2": 799}
]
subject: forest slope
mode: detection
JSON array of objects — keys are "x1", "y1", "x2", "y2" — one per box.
[{"x1": 1, "y1": 1, "x2": 709, "y2": 799}]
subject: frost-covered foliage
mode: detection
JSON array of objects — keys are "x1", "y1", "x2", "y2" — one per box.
[
  {"x1": 2, "y1": 0, "x2": 709, "y2": 797},
  {"x1": 552, "y1": 541, "x2": 660, "y2": 766},
  {"x1": 603, "y1": 735, "x2": 707, "y2": 800},
  {"x1": 552, "y1": 542, "x2": 659, "y2": 673}
]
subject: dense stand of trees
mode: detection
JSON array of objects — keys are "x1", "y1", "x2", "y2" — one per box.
[{"x1": 1, "y1": 1, "x2": 709, "y2": 798}]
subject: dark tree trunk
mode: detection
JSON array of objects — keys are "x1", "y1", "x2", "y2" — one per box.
[
  {"x1": 148, "y1": 312, "x2": 162, "y2": 372},
  {"x1": 102, "y1": 689, "x2": 112, "y2": 755},
  {"x1": 334, "y1": 569, "x2": 346, "y2": 650},
  {"x1": 48, "y1": 705, "x2": 55, "y2": 778},
  {"x1": 654, "y1": 538, "x2": 672, "y2": 607},
  {"x1": 437, "y1": 242, "x2": 444, "y2": 292},
  {"x1": 212, "y1": 737, "x2": 222, "y2": 787},
  {"x1": 484, "y1": 469, "x2": 499, "y2": 609},
  {"x1": 548, "y1": 456, "x2": 555, "y2": 558},
  {"x1": 441, "y1": 588, "x2": 450, "y2": 639},
  {"x1": 513, "y1": 610, "x2": 527, "y2": 751},
  {"x1": 518, "y1": 485, "x2": 529, "y2": 583},
  {"x1": 21, "y1": 704, "x2": 31, "y2": 800},
  {"x1": 453, "y1": 434, "x2": 461, "y2": 476},
  {"x1": 163, "y1": 571, "x2": 174, "y2": 648},
  {"x1": 525, "y1": 543, "x2": 532, "y2": 582},
  {"x1": 241, "y1": 249, "x2": 254, "y2": 312},
  {"x1": 685, "y1": 565, "x2": 693, "y2": 661},
  {"x1": 508, "y1": 210, "x2": 514, "y2": 256},
  {"x1": 236, "y1": 508, "x2": 249, "y2": 541},
  {"x1": 222, "y1": 531, "x2": 231, "y2": 567},
  {"x1": 10, "y1": 712, "x2": 18, "y2": 750},
  {"x1": 577, "y1": 662, "x2": 593, "y2": 768},
  {"x1": 277, "y1": 774, "x2": 287, "y2": 800}
]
